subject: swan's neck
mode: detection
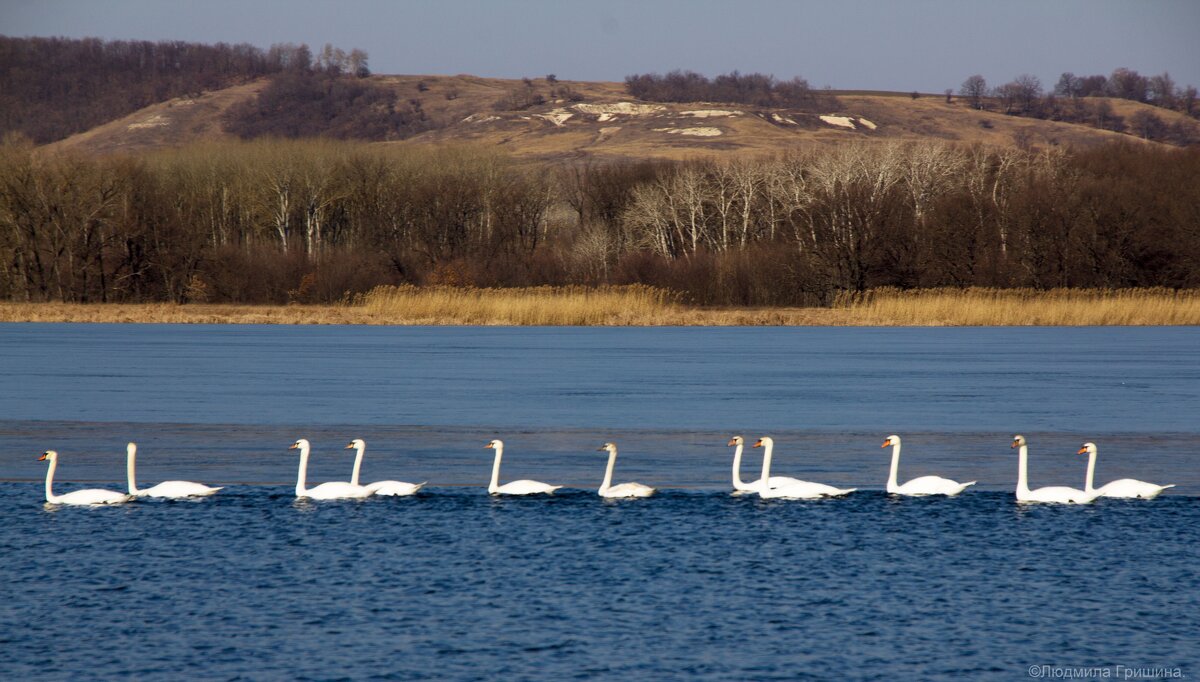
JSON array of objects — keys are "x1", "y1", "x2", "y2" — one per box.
[
  {"x1": 600, "y1": 449, "x2": 617, "y2": 493},
  {"x1": 127, "y1": 446, "x2": 140, "y2": 495},
  {"x1": 760, "y1": 441, "x2": 774, "y2": 483},
  {"x1": 351, "y1": 444, "x2": 365, "y2": 487},
  {"x1": 886, "y1": 442, "x2": 901, "y2": 492},
  {"x1": 488, "y1": 446, "x2": 503, "y2": 494},
  {"x1": 296, "y1": 444, "x2": 310, "y2": 496},
  {"x1": 1085, "y1": 450, "x2": 1097, "y2": 493},
  {"x1": 731, "y1": 444, "x2": 748, "y2": 489},
  {"x1": 45, "y1": 457, "x2": 60, "y2": 503},
  {"x1": 1017, "y1": 445, "x2": 1031, "y2": 495}
]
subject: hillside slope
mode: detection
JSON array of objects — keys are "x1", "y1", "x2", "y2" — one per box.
[{"x1": 43, "y1": 73, "x2": 1193, "y2": 160}]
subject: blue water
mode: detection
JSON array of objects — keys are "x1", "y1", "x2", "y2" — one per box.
[{"x1": 1, "y1": 324, "x2": 1198, "y2": 680}]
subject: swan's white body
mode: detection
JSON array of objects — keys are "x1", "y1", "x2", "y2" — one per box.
[
  {"x1": 1012, "y1": 435, "x2": 1098, "y2": 504},
  {"x1": 1080, "y1": 442, "x2": 1174, "y2": 499},
  {"x1": 486, "y1": 440, "x2": 561, "y2": 496},
  {"x1": 39, "y1": 450, "x2": 132, "y2": 506},
  {"x1": 290, "y1": 439, "x2": 374, "y2": 500},
  {"x1": 346, "y1": 440, "x2": 425, "y2": 496},
  {"x1": 754, "y1": 437, "x2": 855, "y2": 499},
  {"x1": 883, "y1": 435, "x2": 975, "y2": 496},
  {"x1": 596, "y1": 443, "x2": 655, "y2": 498},
  {"x1": 126, "y1": 442, "x2": 221, "y2": 498},
  {"x1": 727, "y1": 436, "x2": 803, "y2": 494}
]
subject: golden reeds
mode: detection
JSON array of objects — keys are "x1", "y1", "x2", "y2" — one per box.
[
  {"x1": 834, "y1": 287, "x2": 1200, "y2": 326},
  {"x1": 354, "y1": 284, "x2": 679, "y2": 326},
  {"x1": 2, "y1": 287, "x2": 1198, "y2": 326}
]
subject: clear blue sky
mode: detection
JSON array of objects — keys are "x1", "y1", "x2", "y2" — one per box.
[{"x1": 3, "y1": 0, "x2": 1198, "y2": 92}]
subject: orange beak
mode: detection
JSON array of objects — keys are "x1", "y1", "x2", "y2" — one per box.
[
  {"x1": 345, "y1": 443, "x2": 354, "y2": 449},
  {"x1": 753, "y1": 439, "x2": 764, "y2": 448},
  {"x1": 881, "y1": 440, "x2": 891, "y2": 448},
  {"x1": 1077, "y1": 446, "x2": 1088, "y2": 455},
  {"x1": 1011, "y1": 441, "x2": 1019, "y2": 449},
  {"x1": 37, "y1": 453, "x2": 48, "y2": 461},
  {"x1": 727, "y1": 438, "x2": 738, "y2": 446},
  {"x1": 484, "y1": 443, "x2": 493, "y2": 449},
  {"x1": 288, "y1": 443, "x2": 298, "y2": 450}
]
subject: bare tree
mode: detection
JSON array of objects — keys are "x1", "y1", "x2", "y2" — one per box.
[
  {"x1": 960, "y1": 75, "x2": 988, "y2": 110},
  {"x1": 1148, "y1": 72, "x2": 1176, "y2": 108},
  {"x1": 1054, "y1": 72, "x2": 1082, "y2": 98}
]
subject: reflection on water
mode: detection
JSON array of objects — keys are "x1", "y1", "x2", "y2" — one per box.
[{"x1": 1, "y1": 423, "x2": 1194, "y2": 494}]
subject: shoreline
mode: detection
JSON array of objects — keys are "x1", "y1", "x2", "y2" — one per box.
[
  {"x1": 0, "y1": 302, "x2": 859, "y2": 326},
  {"x1": 2, "y1": 298, "x2": 1199, "y2": 326}
]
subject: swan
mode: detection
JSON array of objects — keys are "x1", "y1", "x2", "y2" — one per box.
[
  {"x1": 485, "y1": 439, "x2": 561, "y2": 495},
  {"x1": 754, "y1": 437, "x2": 856, "y2": 499},
  {"x1": 126, "y1": 442, "x2": 221, "y2": 498},
  {"x1": 346, "y1": 439, "x2": 425, "y2": 496},
  {"x1": 727, "y1": 435, "x2": 804, "y2": 494},
  {"x1": 1079, "y1": 442, "x2": 1175, "y2": 499},
  {"x1": 595, "y1": 443, "x2": 655, "y2": 498},
  {"x1": 39, "y1": 450, "x2": 132, "y2": 506},
  {"x1": 289, "y1": 439, "x2": 373, "y2": 500},
  {"x1": 882, "y1": 435, "x2": 975, "y2": 496},
  {"x1": 1012, "y1": 435, "x2": 1098, "y2": 504}
]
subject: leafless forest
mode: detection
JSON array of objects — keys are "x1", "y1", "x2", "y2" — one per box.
[{"x1": 1, "y1": 137, "x2": 1196, "y2": 305}]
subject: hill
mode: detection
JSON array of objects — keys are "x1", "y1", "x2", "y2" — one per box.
[{"x1": 42, "y1": 73, "x2": 1199, "y2": 161}]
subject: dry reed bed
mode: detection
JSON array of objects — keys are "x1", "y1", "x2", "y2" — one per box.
[
  {"x1": 1, "y1": 287, "x2": 1198, "y2": 326},
  {"x1": 354, "y1": 285, "x2": 678, "y2": 326},
  {"x1": 836, "y1": 288, "x2": 1200, "y2": 326}
]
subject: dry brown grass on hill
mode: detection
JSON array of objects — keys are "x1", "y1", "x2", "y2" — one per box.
[
  {"x1": 41, "y1": 72, "x2": 1190, "y2": 161},
  {"x1": 3, "y1": 288, "x2": 1199, "y2": 326}
]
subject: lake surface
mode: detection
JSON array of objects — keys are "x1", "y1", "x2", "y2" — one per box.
[{"x1": 1, "y1": 324, "x2": 1197, "y2": 680}]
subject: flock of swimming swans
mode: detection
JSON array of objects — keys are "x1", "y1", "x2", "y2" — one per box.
[{"x1": 35, "y1": 433, "x2": 1175, "y2": 506}]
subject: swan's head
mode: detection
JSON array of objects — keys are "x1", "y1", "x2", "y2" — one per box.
[
  {"x1": 289, "y1": 438, "x2": 310, "y2": 451},
  {"x1": 1011, "y1": 435, "x2": 1026, "y2": 448},
  {"x1": 882, "y1": 435, "x2": 901, "y2": 448},
  {"x1": 728, "y1": 436, "x2": 744, "y2": 447},
  {"x1": 753, "y1": 437, "x2": 773, "y2": 448},
  {"x1": 127, "y1": 442, "x2": 137, "y2": 454},
  {"x1": 38, "y1": 450, "x2": 57, "y2": 462},
  {"x1": 345, "y1": 439, "x2": 365, "y2": 450},
  {"x1": 485, "y1": 439, "x2": 503, "y2": 450},
  {"x1": 597, "y1": 442, "x2": 617, "y2": 453},
  {"x1": 1078, "y1": 442, "x2": 1097, "y2": 456}
]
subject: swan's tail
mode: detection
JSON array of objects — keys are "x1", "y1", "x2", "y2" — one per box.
[
  {"x1": 962, "y1": 481, "x2": 978, "y2": 488},
  {"x1": 1161, "y1": 484, "x2": 1177, "y2": 490},
  {"x1": 827, "y1": 488, "x2": 856, "y2": 497}
]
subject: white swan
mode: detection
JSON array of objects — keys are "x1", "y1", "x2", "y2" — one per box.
[
  {"x1": 754, "y1": 437, "x2": 856, "y2": 499},
  {"x1": 126, "y1": 442, "x2": 221, "y2": 498},
  {"x1": 882, "y1": 435, "x2": 975, "y2": 496},
  {"x1": 727, "y1": 435, "x2": 803, "y2": 494},
  {"x1": 289, "y1": 439, "x2": 373, "y2": 500},
  {"x1": 1080, "y1": 442, "x2": 1175, "y2": 499},
  {"x1": 345, "y1": 439, "x2": 426, "y2": 496},
  {"x1": 1012, "y1": 435, "x2": 1098, "y2": 504},
  {"x1": 39, "y1": 450, "x2": 132, "y2": 506},
  {"x1": 595, "y1": 443, "x2": 655, "y2": 498},
  {"x1": 485, "y1": 439, "x2": 561, "y2": 495}
]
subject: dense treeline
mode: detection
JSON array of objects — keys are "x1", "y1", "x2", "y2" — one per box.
[
  {"x1": 1, "y1": 138, "x2": 1197, "y2": 305},
  {"x1": 0, "y1": 36, "x2": 379, "y2": 144},
  {"x1": 223, "y1": 70, "x2": 430, "y2": 141},
  {"x1": 959, "y1": 69, "x2": 1200, "y2": 146},
  {"x1": 625, "y1": 71, "x2": 837, "y2": 110},
  {"x1": 0, "y1": 35, "x2": 284, "y2": 144}
]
